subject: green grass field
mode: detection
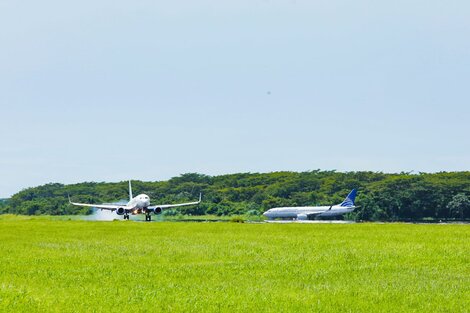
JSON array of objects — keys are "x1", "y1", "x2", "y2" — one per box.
[{"x1": 0, "y1": 218, "x2": 469, "y2": 312}]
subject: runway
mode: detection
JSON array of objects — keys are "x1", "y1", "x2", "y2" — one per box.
[{"x1": 265, "y1": 220, "x2": 355, "y2": 224}]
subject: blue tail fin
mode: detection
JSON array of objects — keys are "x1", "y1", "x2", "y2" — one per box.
[{"x1": 339, "y1": 189, "x2": 357, "y2": 207}]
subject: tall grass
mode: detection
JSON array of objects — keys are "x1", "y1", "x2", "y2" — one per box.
[{"x1": 0, "y1": 219, "x2": 469, "y2": 312}]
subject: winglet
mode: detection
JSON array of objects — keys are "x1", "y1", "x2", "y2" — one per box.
[
  {"x1": 198, "y1": 193, "x2": 202, "y2": 203},
  {"x1": 67, "y1": 193, "x2": 72, "y2": 204}
]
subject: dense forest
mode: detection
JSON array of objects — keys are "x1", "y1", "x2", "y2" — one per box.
[
  {"x1": 0, "y1": 199, "x2": 8, "y2": 212},
  {"x1": 1, "y1": 171, "x2": 470, "y2": 221}
]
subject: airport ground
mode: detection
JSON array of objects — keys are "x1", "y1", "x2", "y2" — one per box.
[{"x1": 0, "y1": 216, "x2": 469, "y2": 312}]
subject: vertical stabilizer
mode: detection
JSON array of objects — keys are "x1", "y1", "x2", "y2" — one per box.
[
  {"x1": 129, "y1": 180, "x2": 133, "y2": 201},
  {"x1": 339, "y1": 189, "x2": 357, "y2": 207}
]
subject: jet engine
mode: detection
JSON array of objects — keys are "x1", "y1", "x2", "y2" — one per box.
[
  {"x1": 153, "y1": 207, "x2": 162, "y2": 215},
  {"x1": 296, "y1": 214, "x2": 308, "y2": 220},
  {"x1": 116, "y1": 207, "x2": 125, "y2": 215}
]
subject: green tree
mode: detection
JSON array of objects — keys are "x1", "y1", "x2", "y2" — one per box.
[
  {"x1": 447, "y1": 193, "x2": 470, "y2": 220},
  {"x1": 2, "y1": 171, "x2": 469, "y2": 220}
]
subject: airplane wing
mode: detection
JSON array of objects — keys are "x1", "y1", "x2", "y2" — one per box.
[
  {"x1": 148, "y1": 193, "x2": 202, "y2": 210},
  {"x1": 297, "y1": 212, "x2": 325, "y2": 220},
  {"x1": 306, "y1": 212, "x2": 324, "y2": 217},
  {"x1": 68, "y1": 196, "x2": 127, "y2": 211}
]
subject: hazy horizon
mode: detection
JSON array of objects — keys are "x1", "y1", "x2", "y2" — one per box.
[{"x1": 3, "y1": 168, "x2": 469, "y2": 198}]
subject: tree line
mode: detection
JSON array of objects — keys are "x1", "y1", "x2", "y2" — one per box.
[{"x1": 1, "y1": 171, "x2": 469, "y2": 221}]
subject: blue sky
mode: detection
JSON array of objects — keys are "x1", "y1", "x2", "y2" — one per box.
[{"x1": 0, "y1": 0, "x2": 469, "y2": 197}]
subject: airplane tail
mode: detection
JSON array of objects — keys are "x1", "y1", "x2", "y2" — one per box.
[
  {"x1": 339, "y1": 189, "x2": 357, "y2": 207},
  {"x1": 129, "y1": 180, "x2": 133, "y2": 201}
]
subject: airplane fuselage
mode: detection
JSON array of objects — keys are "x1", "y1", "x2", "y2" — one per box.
[
  {"x1": 263, "y1": 205, "x2": 355, "y2": 219},
  {"x1": 127, "y1": 194, "x2": 151, "y2": 210}
]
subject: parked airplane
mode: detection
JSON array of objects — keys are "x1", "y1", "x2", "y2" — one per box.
[
  {"x1": 262, "y1": 189, "x2": 357, "y2": 220},
  {"x1": 69, "y1": 181, "x2": 201, "y2": 221}
]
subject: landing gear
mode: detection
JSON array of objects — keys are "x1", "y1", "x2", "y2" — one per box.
[
  {"x1": 145, "y1": 213, "x2": 152, "y2": 222},
  {"x1": 124, "y1": 214, "x2": 130, "y2": 220}
]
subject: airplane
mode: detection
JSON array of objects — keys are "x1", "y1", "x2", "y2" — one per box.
[
  {"x1": 69, "y1": 180, "x2": 202, "y2": 221},
  {"x1": 262, "y1": 189, "x2": 357, "y2": 220}
]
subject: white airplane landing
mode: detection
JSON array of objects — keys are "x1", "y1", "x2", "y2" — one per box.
[
  {"x1": 263, "y1": 189, "x2": 357, "y2": 220},
  {"x1": 69, "y1": 180, "x2": 201, "y2": 221}
]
